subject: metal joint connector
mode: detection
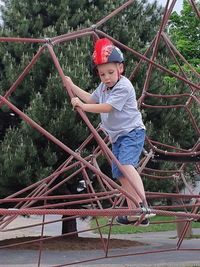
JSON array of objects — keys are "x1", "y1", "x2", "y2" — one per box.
[
  {"x1": 44, "y1": 38, "x2": 52, "y2": 44},
  {"x1": 91, "y1": 24, "x2": 97, "y2": 31},
  {"x1": 75, "y1": 149, "x2": 81, "y2": 155},
  {"x1": 141, "y1": 206, "x2": 151, "y2": 215}
]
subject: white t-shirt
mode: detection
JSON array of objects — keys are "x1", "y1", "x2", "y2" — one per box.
[{"x1": 91, "y1": 76, "x2": 145, "y2": 143}]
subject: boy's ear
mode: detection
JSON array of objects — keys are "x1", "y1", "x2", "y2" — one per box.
[{"x1": 118, "y1": 63, "x2": 124, "y2": 74}]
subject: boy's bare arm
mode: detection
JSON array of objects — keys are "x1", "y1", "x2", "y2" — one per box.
[
  {"x1": 65, "y1": 76, "x2": 95, "y2": 104},
  {"x1": 71, "y1": 97, "x2": 113, "y2": 113}
]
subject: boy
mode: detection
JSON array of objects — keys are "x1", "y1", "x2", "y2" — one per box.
[{"x1": 65, "y1": 38, "x2": 155, "y2": 226}]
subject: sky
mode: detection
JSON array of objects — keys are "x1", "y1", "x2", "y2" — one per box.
[{"x1": 150, "y1": 0, "x2": 183, "y2": 13}]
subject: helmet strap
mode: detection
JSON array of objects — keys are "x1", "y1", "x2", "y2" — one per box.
[
  {"x1": 117, "y1": 68, "x2": 121, "y2": 80},
  {"x1": 117, "y1": 63, "x2": 124, "y2": 80}
]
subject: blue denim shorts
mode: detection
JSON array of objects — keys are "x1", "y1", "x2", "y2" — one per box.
[{"x1": 111, "y1": 129, "x2": 145, "y2": 179}]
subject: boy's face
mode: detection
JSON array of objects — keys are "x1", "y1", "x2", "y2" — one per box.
[{"x1": 97, "y1": 62, "x2": 123, "y2": 88}]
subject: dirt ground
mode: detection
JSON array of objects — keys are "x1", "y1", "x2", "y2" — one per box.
[
  {"x1": 0, "y1": 215, "x2": 147, "y2": 250},
  {"x1": 0, "y1": 236, "x2": 146, "y2": 251}
]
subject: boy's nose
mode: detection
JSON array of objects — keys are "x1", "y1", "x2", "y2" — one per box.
[{"x1": 104, "y1": 74, "x2": 109, "y2": 80}]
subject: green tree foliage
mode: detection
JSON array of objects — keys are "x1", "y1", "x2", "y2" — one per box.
[
  {"x1": 141, "y1": 1, "x2": 200, "y2": 198},
  {"x1": 163, "y1": 0, "x2": 200, "y2": 149},
  {"x1": 0, "y1": 0, "x2": 164, "y2": 199},
  {"x1": 168, "y1": 0, "x2": 200, "y2": 71},
  {"x1": 143, "y1": 0, "x2": 200, "y2": 149}
]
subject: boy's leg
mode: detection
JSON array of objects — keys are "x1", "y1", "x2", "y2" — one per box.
[
  {"x1": 112, "y1": 129, "x2": 156, "y2": 225},
  {"x1": 118, "y1": 164, "x2": 145, "y2": 209},
  {"x1": 116, "y1": 165, "x2": 155, "y2": 226},
  {"x1": 112, "y1": 129, "x2": 146, "y2": 208}
]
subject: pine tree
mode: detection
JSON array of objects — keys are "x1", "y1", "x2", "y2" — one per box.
[
  {"x1": 0, "y1": 1, "x2": 164, "y2": 232},
  {"x1": 0, "y1": 0, "x2": 163, "y2": 192}
]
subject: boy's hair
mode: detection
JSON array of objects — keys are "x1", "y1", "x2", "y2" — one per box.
[{"x1": 92, "y1": 38, "x2": 124, "y2": 67}]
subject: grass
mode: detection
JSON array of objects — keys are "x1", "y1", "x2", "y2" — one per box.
[{"x1": 90, "y1": 215, "x2": 200, "y2": 234}]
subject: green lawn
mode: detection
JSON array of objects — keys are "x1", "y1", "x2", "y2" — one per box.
[{"x1": 90, "y1": 215, "x2": 200, "y2": 234}]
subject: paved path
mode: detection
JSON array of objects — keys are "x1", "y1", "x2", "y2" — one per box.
[{"x1": 0, "y1": 216, "x2": 200, "y2": 267}]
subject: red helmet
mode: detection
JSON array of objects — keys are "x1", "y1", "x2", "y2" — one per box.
[{"x1": 92, "y1": 38, "x2": 124, "y2": 67}]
